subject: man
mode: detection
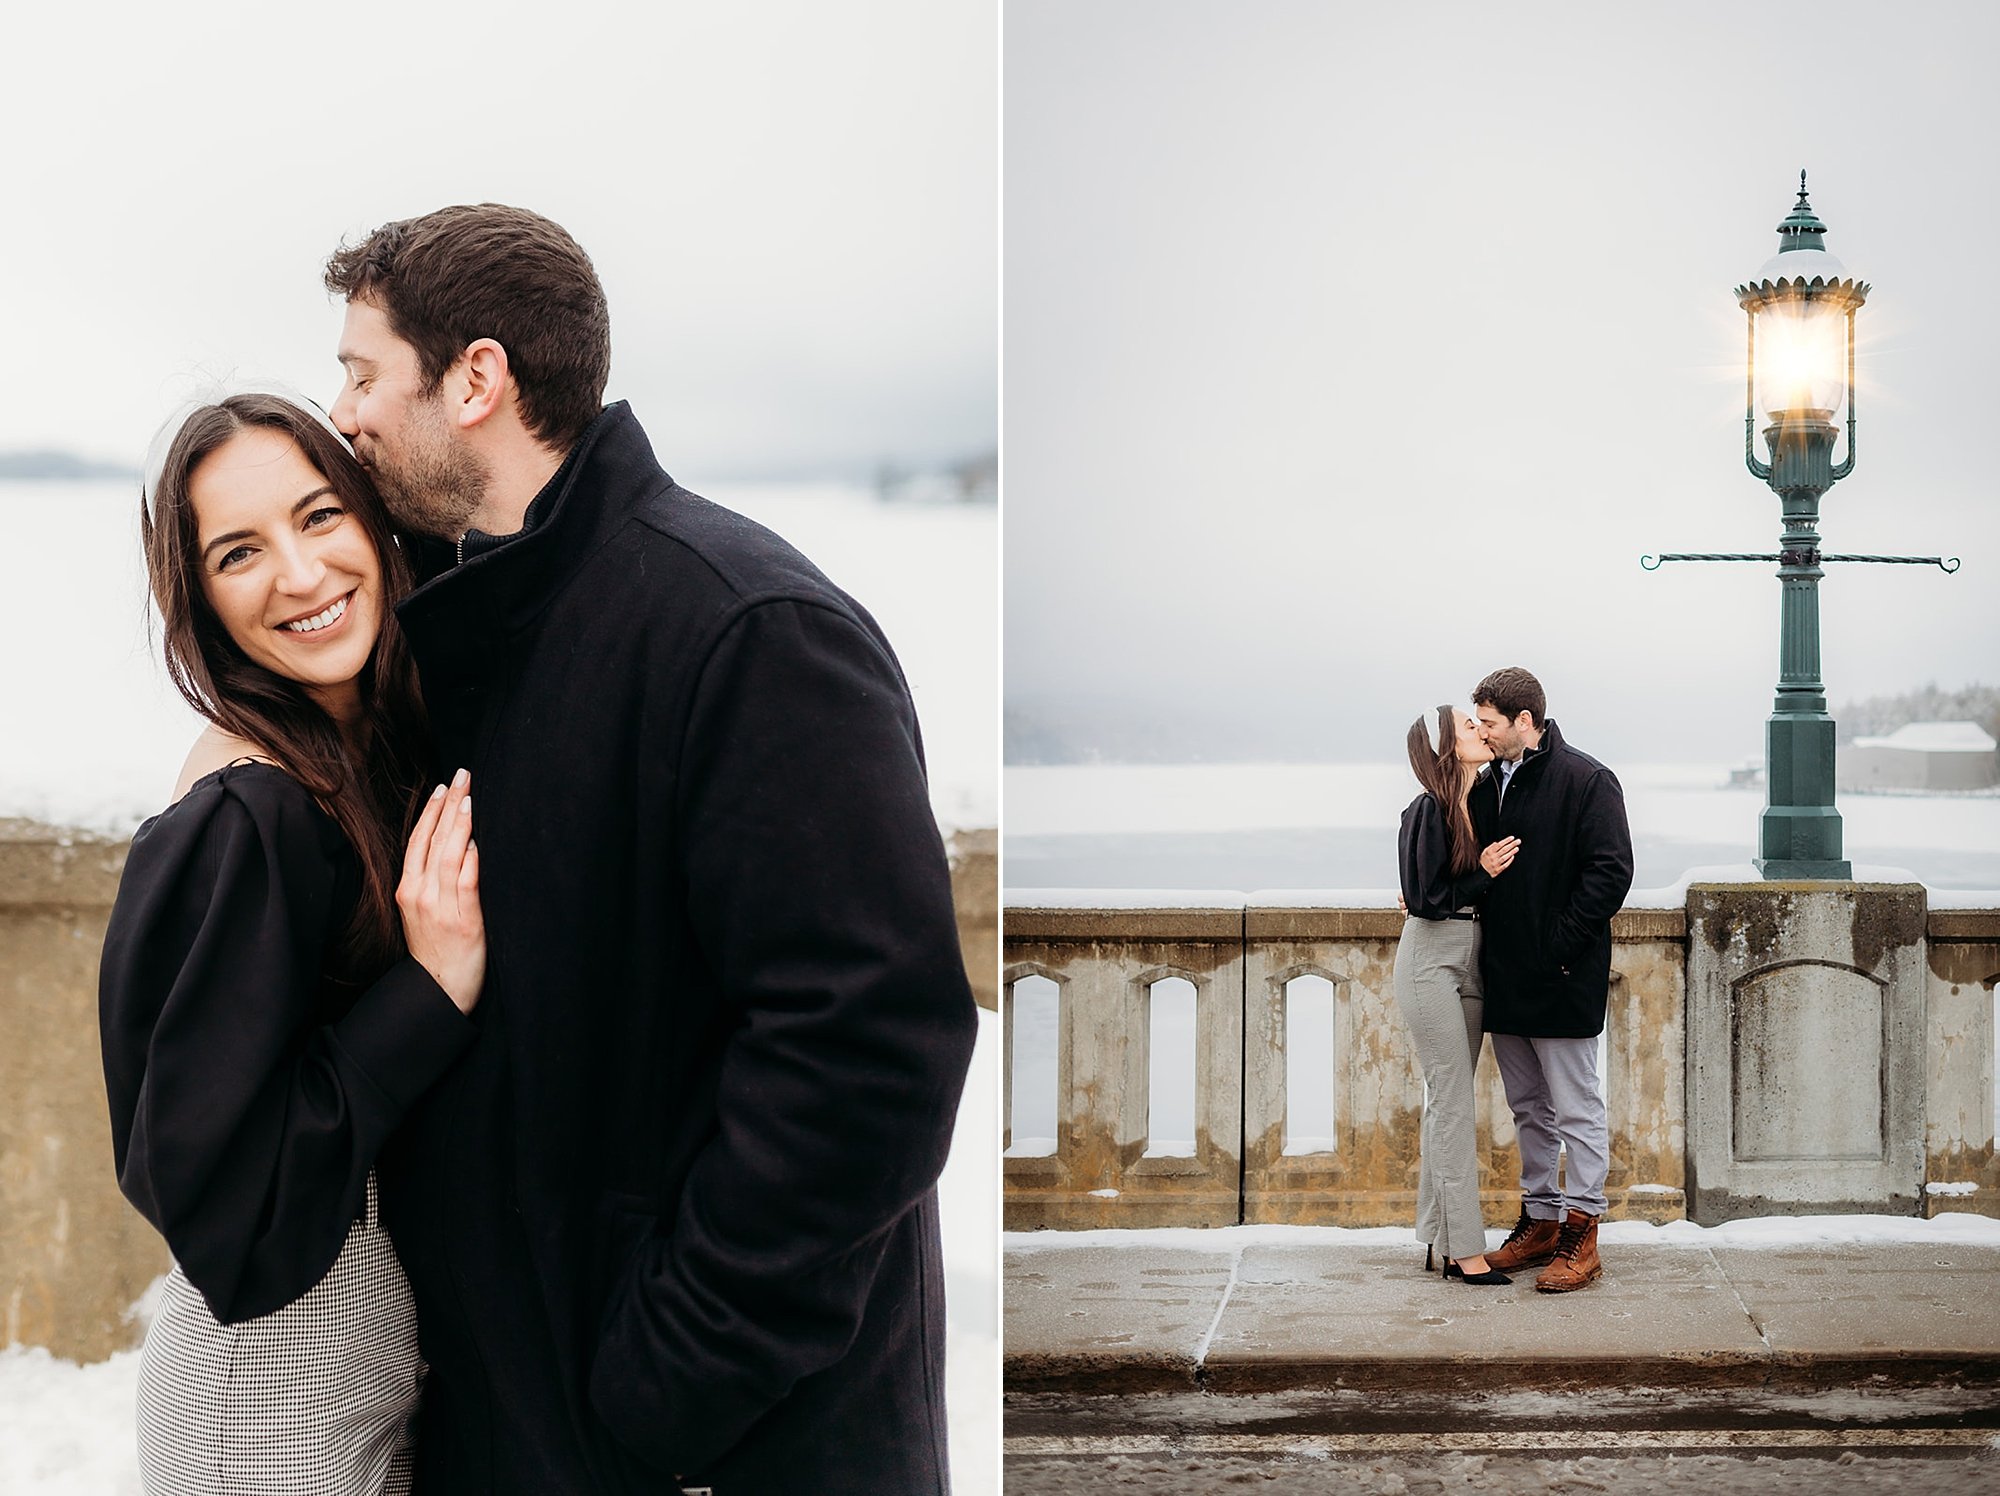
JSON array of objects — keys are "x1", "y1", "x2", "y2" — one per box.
[
  {"x1": 324, "y1": 204, "x2": 977, "y2": 1494},
  {"x1": 1468, "y1": 667, "x2": 1633, "y2": 1293}
]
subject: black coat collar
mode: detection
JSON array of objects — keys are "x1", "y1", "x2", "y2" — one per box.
[
  {"x1": 1513, "y1": 717, "x2": 1565, "y2": 776},
  {"x1": 1477, "y1": 717, "x2": 1567, "y2": 801},
  {"x1": 395, "y1": 402, "x2": 669, "y2": 650}
]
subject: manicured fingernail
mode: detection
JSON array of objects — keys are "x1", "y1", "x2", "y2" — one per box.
[
  {"x1": 452, "y1": 767, "x2": 470, "y2": 789},
  {"x1": 430, "y1": 784, "x2": 446, "y2": 800},
  {"x1": 460, "y1": 796, "x2": 472, "y2": 816}
]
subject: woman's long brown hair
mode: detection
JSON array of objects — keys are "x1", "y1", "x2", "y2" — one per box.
[
  {"x1": 1404, "y1": 705, "x2": 1479, "y2": 875},
  {"x1": 142, "y1": 394, "x2": 429, "y2": 980}
]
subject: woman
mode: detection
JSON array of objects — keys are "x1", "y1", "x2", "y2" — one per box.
[
  {"x1": 1395, "y1": 705, "x2": 1518, "y2": 1285},
  {"x1": 99, "y1": 391, "x2": 483, "y2": 1494}
]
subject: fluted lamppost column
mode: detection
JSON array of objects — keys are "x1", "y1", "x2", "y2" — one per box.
[{"x1": 1736, "y1": 175, "x2": 1868, "y2": 878}]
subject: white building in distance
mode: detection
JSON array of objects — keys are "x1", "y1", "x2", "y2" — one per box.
[{"x1": 1837, "y1": 720, "x2": 2000, "y2": 793}]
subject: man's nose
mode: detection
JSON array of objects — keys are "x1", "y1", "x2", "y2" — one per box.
[{"x1": 329, "y1": 383, "x2": 359, "y2": 437}]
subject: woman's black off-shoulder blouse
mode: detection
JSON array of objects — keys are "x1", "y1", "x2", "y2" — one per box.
[
  {"x1": 1397, "y1": 792, "x2": 1492, "y2": 920},
  {"x1": 98, "y1": 762, "x2": 473, "y2": 1324}
]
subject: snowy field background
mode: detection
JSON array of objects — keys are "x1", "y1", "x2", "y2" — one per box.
[
  {"x1": 0, "y1": 1010, "x2": 1000, "y2": 1496},
  {"x1": 0, "y1": 478, "x2": 997, "y2": 833},
  {"x1": 1005, "y1": 761, "x2": 2000, "y2": 893}
]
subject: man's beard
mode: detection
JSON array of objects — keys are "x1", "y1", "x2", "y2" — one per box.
[{"x1": 367, "y1": 402, "x2": 491, "y2": 539}]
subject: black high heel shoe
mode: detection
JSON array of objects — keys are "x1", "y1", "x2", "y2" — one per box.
[
  {"x1": 1441, "y1": 1257, "x2": 1512, "y2": 1285},
  {"x1": 1425, "y1": 1244, "x2": 1435, "y2": 1273}
]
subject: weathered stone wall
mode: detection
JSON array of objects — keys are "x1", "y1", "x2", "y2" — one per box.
[
  {"x1": 1004, "y1": 894, "x2": 1997, "y2": 1233},
  {"x1": 0, "y1": 822, "x2": 158, "y2": 1362},
  {"x1": 1235, "y1": 907, "x2": 1674, "y2": 1228},
  {"x1": 1004, "y1": 907, "x2": 1244, "y2": 1229},
  {"x1": 1926, "y1": 907, "x2": 2000, "y2": 1213},
  {"x1": 947, "y1": 828, "x2": 999, "y2": 1014},
  {"x1": 1, "y1": 819, "x2": 997, "y2": 1362},
  {"x1": 1004, "y1": 900, "x2": 1689, "y2": 1232},
  {"x1": 1685, "y1": 882, "x2": 1929, "y2": 1220}
]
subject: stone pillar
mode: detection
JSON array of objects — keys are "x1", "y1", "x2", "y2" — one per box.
[
  {"x1": 0, "y1": 821, "x2": 169, "y2": 1360},
  {"x1": 1686, "y1": 881, "x2": 1926, "y2": 1222},
  {"x1": 1925, "y1": 906, "x2": 2000, "y2": 1216},
  {"x1": 946, "y1": 827, "x2": 998, "y2": 1012}
]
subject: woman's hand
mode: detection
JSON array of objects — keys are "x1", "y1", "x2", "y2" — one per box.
[
  {"x1": 399, "y1": 769, "x2": 485, "y2": 1015},
  {"x1": 1480, "y1": 836, "x2": 1521, "y2": 877}
]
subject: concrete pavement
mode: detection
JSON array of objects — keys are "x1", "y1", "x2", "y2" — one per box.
[{"x1": 1004, "y1": 1225, "x2": 2000, "y2": 1398}]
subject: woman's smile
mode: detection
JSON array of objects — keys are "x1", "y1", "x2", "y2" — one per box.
[{"x1": 276, "y1": 590, "x2": 355, "y2": 636}]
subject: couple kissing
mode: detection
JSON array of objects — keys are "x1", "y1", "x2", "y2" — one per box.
[{"x1": 1393, "y1": 667, "x2": 1636, "y2": 1290}]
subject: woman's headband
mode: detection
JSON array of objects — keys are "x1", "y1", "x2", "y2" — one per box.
[
  {"x1": 1430, "y1": 704, "x2": 1456, "y2": 759},
  {"x1": 142, "y1": 376, "x2": 353, "y2": 510}
]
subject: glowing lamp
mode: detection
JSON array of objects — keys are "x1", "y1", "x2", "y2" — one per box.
[{"x1": 1735, "y1": 173, "x2": 1869, "y2": 485}]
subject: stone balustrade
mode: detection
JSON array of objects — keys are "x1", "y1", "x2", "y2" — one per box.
[{"x1": 1003, "y1": 888, "x2": 1999, "y2": 1232}]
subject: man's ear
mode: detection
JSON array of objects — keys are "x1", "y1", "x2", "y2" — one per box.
[{"x1": 456, "y1": 338, "x2": 511, "y2": 430}]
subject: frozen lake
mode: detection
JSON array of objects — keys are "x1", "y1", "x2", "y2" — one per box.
[
  {"x1": 1005, "y1": 762, "x2": 2000, "y2": 893},
  {"x1": 1, "y1": 478, "x2": 996, "y2": 833}
]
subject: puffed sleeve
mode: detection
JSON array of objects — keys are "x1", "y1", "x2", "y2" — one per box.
[
  {"x1": 99, "y1": 765, "x2": 475, "y2": 1323},
  {"x1": 1398, "y1": 794, "x2": 1491, "y2": 919}
]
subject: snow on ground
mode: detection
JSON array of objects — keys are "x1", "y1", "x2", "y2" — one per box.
[
  {"x1": 0, "y1": 1347, "x2": 143, "y2": 1495},
  {"x1": 0, "y1": 1015, "x2": 999, "y2": 1496},
  {"x1": 0, "y1": 479, "x2": 995, "y2": 834},
  {"x1": 938, "y1": 1007, "x2": 1000, "y2": 1496},
  {"x1": 1003, "y1": 1212, "x2": 2000, "y2": 1255}
]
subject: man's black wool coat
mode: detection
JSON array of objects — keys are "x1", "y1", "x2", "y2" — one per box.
[
  {"x1": 1468, "y1": 718, "x2": 1635, "y2": 1038},
  {"x1": 380, "y1": 402, "x2": 978, "y2": 1495}
]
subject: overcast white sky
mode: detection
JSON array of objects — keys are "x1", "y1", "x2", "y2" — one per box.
[
  {"x1": 2, "y1": 0, "x2": 994, "y2": 481},
  {"x1": 1005, "y1": 0, "x2": 2000, "y2": 765}
]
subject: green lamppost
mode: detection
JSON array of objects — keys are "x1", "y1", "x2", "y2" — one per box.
[
  {"x1": 1735, "y1": 174, "x2": 1867, "y2": 877},
  {"x1": 1645, "y1": 175, "x2": 1958, "y2": 877}
]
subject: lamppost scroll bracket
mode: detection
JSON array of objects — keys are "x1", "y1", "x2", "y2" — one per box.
[{"x1": 1640, "y1": 551, "x2": 1961, "y2": 573}]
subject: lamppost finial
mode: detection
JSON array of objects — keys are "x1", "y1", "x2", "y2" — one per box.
[{"x1": 1773, "y1": 175, "x2": 1831, "y2": 254}]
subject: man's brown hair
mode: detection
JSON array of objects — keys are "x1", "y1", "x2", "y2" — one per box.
[
  {"x1": 1471, "y1": 666, "x2": 1546, "y2": 728},
  {"x1": 324, "y1": 204, "x2": 610, "y2": 452}
]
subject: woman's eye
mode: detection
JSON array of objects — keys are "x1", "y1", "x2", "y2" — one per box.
[
  {"x1": 217, "y1": 546, "x2": 253, "y2": 571},
  {"x1": 304, "y1": 506, "x2": 344, "y2": 530}
]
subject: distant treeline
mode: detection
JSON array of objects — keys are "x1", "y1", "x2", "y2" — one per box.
[
  {"x1": 0, "y1": 451, "x2": 139, "y2": 481},
  {"x1": 1833, "y1": 682, "x2": 2000, "y2": 744}
]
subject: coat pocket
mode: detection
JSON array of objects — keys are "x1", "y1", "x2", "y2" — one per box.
[{"x1": 592, "y1": 1189, "x2": 660, "y2": 1310}]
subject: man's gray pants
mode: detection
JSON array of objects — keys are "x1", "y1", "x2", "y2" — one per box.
[
  {"x1": 1490, "y1": 1031, "x2": 1609, "y2": 1219},
  {"x1": 1392, "y1": 916, "x2": 1487, "y2": 1261}
]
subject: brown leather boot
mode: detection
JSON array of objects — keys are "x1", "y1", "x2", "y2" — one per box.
[
  {"x1": 1534, "y1": 1210, "x2": 1602, "y2": 1293},
  {"x1": 1485, "y1": 1208, "x2": 1563, "y2": 1273}
]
